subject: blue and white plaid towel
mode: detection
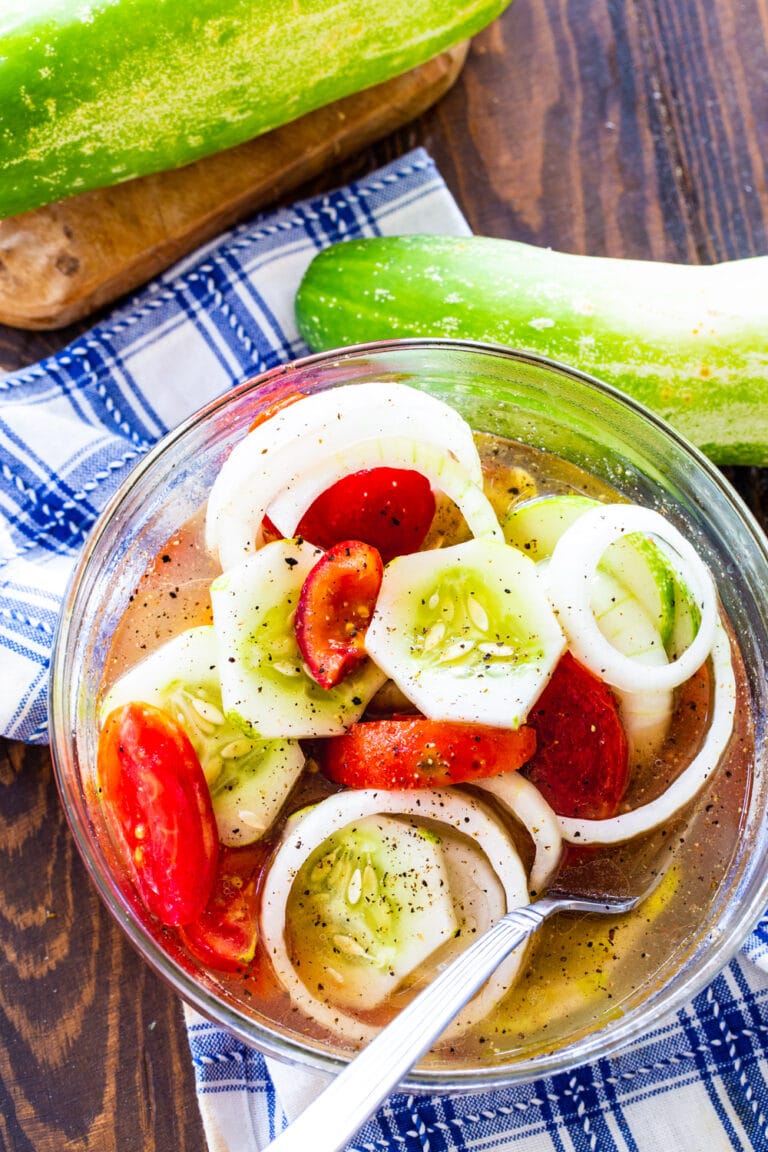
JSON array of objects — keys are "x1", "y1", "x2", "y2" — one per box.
[{"x1": 3, "y1": 148, "x2": 768, "y2": 1151}]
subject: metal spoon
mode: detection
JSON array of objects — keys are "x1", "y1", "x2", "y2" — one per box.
[{"x1": 263, "y1": 882, "x2": 656, "y2": 1152}]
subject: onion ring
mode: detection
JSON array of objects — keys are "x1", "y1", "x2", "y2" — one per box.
[
  {"x1": 259, "y1": 788, "x2": 529, "y2": 1046},
  {"x1": 557, "y1": 621, "x2": 736, "y2": 845},
  {"x1": 473, "y1": 771, "x2": 563, "y2": 894},
  {"x1": 545, "y1": 504, "x2": 717, "y2": 692}
]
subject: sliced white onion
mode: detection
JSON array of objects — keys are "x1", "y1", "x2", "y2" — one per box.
[
  {"x1": 591, "y1": 566, "x2": 674, "y2": 760},
  {"x1": 267, "y1": 435, "x2": 502, "y2": 544},
  {"x1": 616, "y1": 682, "x2": 674, "y2": 763},
  {"x1": 259, "y1": 788, "x2": 530, "y2": 1047},
  {"x1": 473, "y1": 771, "x2": 563, "y2": 895},
  {"x1": 558, "y1": 620, "x2": 736, "y2": 845},
  {"x1": 206, "y1": 382, "x2": 483, "y2": 569},
  {"x1": 406, "y1": 826, "x2": 509, "y2": 1040},
  {"x1": 545, "y1": 504, "x2": 717, "y2": 692}
]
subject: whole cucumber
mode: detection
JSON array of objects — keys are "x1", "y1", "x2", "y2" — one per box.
[
  {"x1": 295, "y1": 234, "x2": 768, "y2": 466},
  {"x1": 0, "y1": 0, "x2": 509, "y2": 218}
]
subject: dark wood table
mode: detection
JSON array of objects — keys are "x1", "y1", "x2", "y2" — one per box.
[{"x1": 2, "y1": 2, "x2": 766, "y2": 1148}]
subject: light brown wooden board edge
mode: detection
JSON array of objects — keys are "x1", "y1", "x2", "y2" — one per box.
[{"x1": 0, "y1": 43, "x2": 467, "y2": 331}]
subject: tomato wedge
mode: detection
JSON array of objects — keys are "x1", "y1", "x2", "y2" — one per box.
[
  {"x1": 295, "y1": 539, "x2": 383, "y2": 688},
  {"x1": 322, "y1": 716, "x2": 537, "y2": 789},
  {"x1": 295, "y1": 467, "x2": 436, "y2": 564},
  {"x1": 522, "y1": 652, "x2": 629, "y2": 820},
  {"x1": 97, "y1": 702, "x2": 219, "y2": 926},
  {"x1": 179, "y1": 842, "x2": 271, "y2": 972}
]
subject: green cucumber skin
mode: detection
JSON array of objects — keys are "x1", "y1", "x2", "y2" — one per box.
[
  {"x1": 0, "y1": 0, "x2": 510, "y2": 218},
  {"x1": 295, "y1": 234, "x2": 768, "y2": 466}
]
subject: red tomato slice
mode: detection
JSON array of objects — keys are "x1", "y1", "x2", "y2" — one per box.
[
  {"x1": 295, "y1": 467, "x2": 436, "y2": 564},
  {"x1": 295, "y1": 539, "x2": 383, "y2": 688},
  {"x1": 179, "y1": 842, "x2": 271, "y2": 972},
  {"x1": 97, "y1": 702, "x2": 219, "y2": 926},
  {"x1": 322, "y1": 717, "x2": 537, "y2": 789},
  {"x1": 522, "y1": 652, "x2": 629, "y2": 820}
]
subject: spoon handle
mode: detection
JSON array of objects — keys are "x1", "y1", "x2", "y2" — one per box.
[{"x1": 264, "y1": 898, "x2": 559, "y2": 1152}]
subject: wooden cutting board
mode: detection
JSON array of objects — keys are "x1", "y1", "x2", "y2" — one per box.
[{"x1": 0, "y1": 43, "x2": 467, "y2": 331}]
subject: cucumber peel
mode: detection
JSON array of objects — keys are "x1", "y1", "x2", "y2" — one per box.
[
  {"x1": 0, "y1": 1, "x2": 510, "y2": 217},
  {"x1": 295, "y1": 234, "x2": 768, "y2": 465}
]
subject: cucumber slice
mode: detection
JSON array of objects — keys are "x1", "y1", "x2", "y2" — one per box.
[
  {"x1": 260, "y1": 788, "x2": 529, "y2": 1045},
  {"x1": 211, "y1": 539, "x2": 386, "y2": 739},
  {"x1": 210, "y1": 738, "x2": 305, "y2": 846},
  {"x1": 591, "y1": 568, "x2": 667, "y2": 664},
  {"x1": 603, "y1": 534, "x2": 677, "y2": 649},
  {"x1": 99, "y1": 625, "x2": 305, "y2": 845},
  {"x1": 507, "y1": 493, "x2": 698, "y2": 656},
  {"x1": 590, "y1": 568, "x2": 673, "y2": 759},
  {"x1": 545, "y1": 504, "x2": 717, "y2": 694},
  {"x1": 364, "y1": 538, "x2": 565, "y2": 728},
  {"x1": 503, "y1": 492, "x2": 596, "y2": 560},
  {"x1": 287, "y1": 814, "x2": 458, "y2": 1012}
]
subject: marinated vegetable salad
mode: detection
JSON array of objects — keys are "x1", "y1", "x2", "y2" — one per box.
[{"x1": 97, "y1": 381, "x2": 747, "y2": 1062}]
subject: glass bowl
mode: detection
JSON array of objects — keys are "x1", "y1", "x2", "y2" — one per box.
[{"x1": 49, "y1": 339, "x2": 768, "y2": 1093}]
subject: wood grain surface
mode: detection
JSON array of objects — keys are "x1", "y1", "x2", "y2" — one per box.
[{"x1": 1, "y1": 2, "x2": 767, "y2": 1149}]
